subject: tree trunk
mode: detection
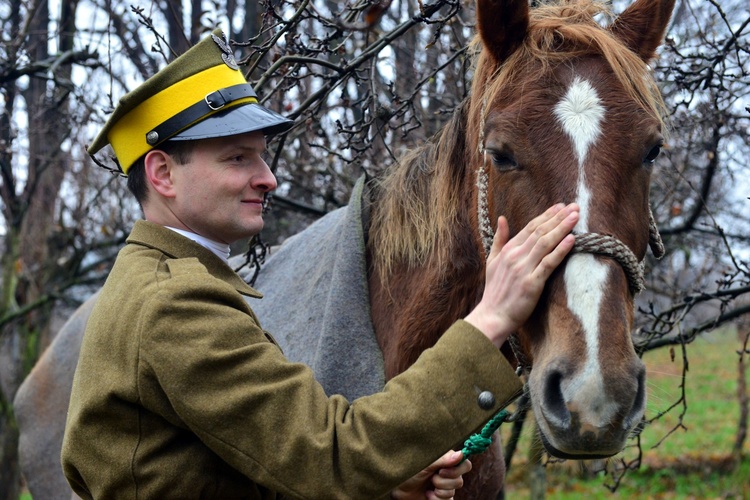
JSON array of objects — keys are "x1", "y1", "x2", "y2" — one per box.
[
  {"x1": 0, "y1": 73, "x2": 21, "y2": 499},
  {"x1": 0, "y1": 371, "x2": 20, "y2": 500},
  {"x1": 0, "y1": 0, "x2": 79, "y2": 495},
  {"x1": 733, "y1": 327, "x2": 749, "y2": 460},
  {"x1": 162, "y1": 0, "x2": 190, "y2": 55}
]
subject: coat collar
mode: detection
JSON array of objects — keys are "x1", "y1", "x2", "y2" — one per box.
[{"x1": 127, "y1": 220, "x2": 262, "y2": 298}]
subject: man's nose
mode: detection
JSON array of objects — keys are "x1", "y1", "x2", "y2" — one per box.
[{"x1": 255, "y1": 160, "x2": 278, "y2": 192}]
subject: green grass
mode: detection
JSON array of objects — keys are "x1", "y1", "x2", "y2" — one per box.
[
  {"x1": 501, "y1": 327, "x2": 750, "y2": 498},
  {"x1": 535, "y1": 459, "x2": 749, "y2": 499}
]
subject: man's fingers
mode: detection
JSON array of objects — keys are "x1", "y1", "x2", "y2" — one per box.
[
  {"x1": 533, "y1": 233, "x2": 576, "y2": 281},
  {"x1": 428, "y1": 488, "x2": 456, "y2": 499},
  {"x1": 419, "y1": 450, "x2": 464, "y2": 477},
  {"x1": 489, "y1": 216, "x2": 510, "y2": 259},
  {"x1": 511, "y1": 203, "x2": 566, "y2": 243},
  {"x1": 428, "y1": 453, "x2": 469, "y2": 498},
  {"x1": 525, "y1": 208, "x2": 578, "y2": 263},
  {"x1": 437, "y1": 456, "x2": 471, "y2": 479},
  {"x1": 496, "y1": 203, "x2": 577, "y2": 260}
]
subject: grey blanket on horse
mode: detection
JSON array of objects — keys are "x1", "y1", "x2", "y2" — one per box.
[{"x1": 250, "y1": 177, "x2": 385, "y2": 401}]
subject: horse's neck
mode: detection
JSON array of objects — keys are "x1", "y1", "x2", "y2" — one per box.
[{"x1": 366, "y1": 210, "x2": 485, "y2": 380}]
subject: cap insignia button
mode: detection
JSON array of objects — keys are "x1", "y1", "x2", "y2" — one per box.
[{"x1": 212, "y1": 33, "x2": 239, "y2": 70}]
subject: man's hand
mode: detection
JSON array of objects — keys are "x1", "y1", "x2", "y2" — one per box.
[
  {"x1": 391, "y1": 450, "x2": 472, "y2": 500},
  {"x1": 465, "y1": 203, "x2": 579, "y2": 347}
]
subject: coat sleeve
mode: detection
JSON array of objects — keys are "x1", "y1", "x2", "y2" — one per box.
[{"x1": 139, "y1": 259, "x2": 523, "y2": 499}]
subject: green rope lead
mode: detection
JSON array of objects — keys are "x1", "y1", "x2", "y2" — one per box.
[{"x1": 460, "y1": 409, "x2": 510, "y2": 460}]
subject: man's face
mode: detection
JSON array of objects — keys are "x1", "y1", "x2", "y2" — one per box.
[{"x1": 167, "y1": 130, "x2": 277, "y2": 244}]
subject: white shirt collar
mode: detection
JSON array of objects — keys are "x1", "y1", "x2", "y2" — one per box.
[{"x1": 165, "y1": 226, "x2": 230, "y2": 263}]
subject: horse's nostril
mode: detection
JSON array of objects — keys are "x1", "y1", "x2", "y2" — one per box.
[
  {"x1": 624, "y1": 366, "x2": 647, "y2": 430},
  {"x1": 543, "y1": 370, "x2": 571, "y2": 428}
]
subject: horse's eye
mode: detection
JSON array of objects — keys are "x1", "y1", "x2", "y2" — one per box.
[
  {"x1": 643, "y1": 144, "x2": 662, "y2": 165},
  {"x1": 487, "y1": 150, "x2": 519, "y2": 171}
]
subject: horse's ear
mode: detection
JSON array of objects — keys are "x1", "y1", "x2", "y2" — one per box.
[
  {"x1": 476, "y1": 0, "x2": 530, "y2": 64},
  {"x1": 610, "y1": 0, "x2": 676, "y2": 62}
]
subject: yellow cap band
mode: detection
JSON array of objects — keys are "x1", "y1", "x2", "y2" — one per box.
[{"x1": 108, "y1": 63, "x2": 257, "y2": 172}]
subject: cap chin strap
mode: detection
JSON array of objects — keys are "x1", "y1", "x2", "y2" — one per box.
[{"x1": 146, "y1": 83, "x2": 258, "y2": 146}]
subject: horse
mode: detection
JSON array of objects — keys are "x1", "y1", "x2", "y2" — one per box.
[{"x1": 14, "y1": 0, "x2": 675, "y2": 497}]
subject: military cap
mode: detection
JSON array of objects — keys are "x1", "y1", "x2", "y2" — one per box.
[{"x1": 88, "y1": 28, "x2": 293, "y2": 175}]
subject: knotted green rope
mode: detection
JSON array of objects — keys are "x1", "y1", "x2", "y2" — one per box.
[{"x1": 461, "y1": 408, "x2": 510, "y2": 460}]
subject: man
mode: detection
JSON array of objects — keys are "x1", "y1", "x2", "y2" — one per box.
[{"x1": 62, "y1": 29, "x2": 579, "y2": 498}]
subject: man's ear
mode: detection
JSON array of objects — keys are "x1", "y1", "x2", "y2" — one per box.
[{"x1": 144, "y1": 149, "x2": 177, "y2": 198}]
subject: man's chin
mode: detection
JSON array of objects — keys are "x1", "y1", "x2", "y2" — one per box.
[{"x1": 235, "y1": 221, "x2": 264, "y2": 242}]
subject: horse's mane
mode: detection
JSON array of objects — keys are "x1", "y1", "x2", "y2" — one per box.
[{"x1": 370, "y1": 0, "x2": 667, "y2": 280}]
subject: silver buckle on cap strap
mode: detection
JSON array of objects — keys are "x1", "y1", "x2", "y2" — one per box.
[{"x1": 205, "y1": 89, "x2": 229, "y2": 110}]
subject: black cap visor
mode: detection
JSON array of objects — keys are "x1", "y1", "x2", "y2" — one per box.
[{"x1": 170, "y1": 102, "x2": 293, "y2": 141}]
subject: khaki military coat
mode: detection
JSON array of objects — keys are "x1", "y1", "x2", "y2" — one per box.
[{"x1": 61, "y1": 220, "x2": 523, "y2": 499}]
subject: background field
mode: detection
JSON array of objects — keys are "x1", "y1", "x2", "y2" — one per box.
[{"x1": 502, "y1": 327, "x2": 749, "y2": 499}]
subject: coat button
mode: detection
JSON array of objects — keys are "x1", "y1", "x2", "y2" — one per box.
[{"x1": 477, "y1": 391, "x2": 496, "y2": 410}]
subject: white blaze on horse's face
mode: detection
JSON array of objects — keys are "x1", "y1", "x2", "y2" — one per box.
[
  {"x1": 552, "y1": 77, "x2": 620, "y2": 428},
  {"x1": 554, "y1": 77, "x2": 605, "y2": 166}
]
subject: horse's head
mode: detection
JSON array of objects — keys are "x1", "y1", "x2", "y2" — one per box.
[{"x1": 470, "y1": 0, "x2": 674, "y2": 458}]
